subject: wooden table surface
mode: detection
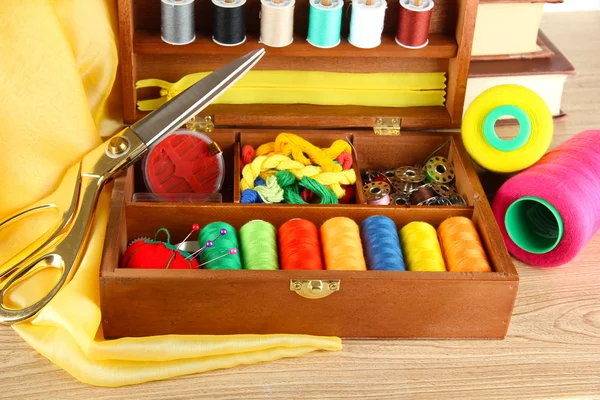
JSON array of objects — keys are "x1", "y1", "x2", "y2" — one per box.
[{"x1": 1, "y1": 11, "x2": 599, "y2": 400}]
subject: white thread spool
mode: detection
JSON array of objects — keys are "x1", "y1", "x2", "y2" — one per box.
[
  {"x1": 348, "y1": 0, "x2": 387, "y2": 49},
  {"x1": 260, "y1": 0, "x2": 295, "y2": 47},
  {"x1": 161, "y1": 0, "x2": 196, "y2": 45}
]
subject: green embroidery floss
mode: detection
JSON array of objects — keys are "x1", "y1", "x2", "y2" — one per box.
[
  {"x1": 239, "y1": 220, "x2": 280, "y2": 270},
  {"x1": 307, "y1": 0, "x2": 343, "y2": 49},
  {"x1": 198, "y1": 222, "x2": 242, "y2": 270}
]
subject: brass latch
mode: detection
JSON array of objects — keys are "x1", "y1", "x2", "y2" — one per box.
[
  {"x1": 186, "y1": 115, "x2": 215, "y2": 133},
  {"x1": 373, "y1": 117, "x2": 401, "y2": 136},
  {"x1": 290, "y1": 280, "x2": 340, "y2": 299}
]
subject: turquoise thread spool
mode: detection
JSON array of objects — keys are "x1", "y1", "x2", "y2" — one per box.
[{"x1": 307, "y1": 0, "x2": 343, "y2": 48}]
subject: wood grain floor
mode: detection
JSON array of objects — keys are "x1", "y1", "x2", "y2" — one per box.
[{"x1": 1, "y1": 11, "x2": 599, "y2": 400}]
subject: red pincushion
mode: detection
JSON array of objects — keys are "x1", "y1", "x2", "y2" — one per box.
[{"x1": 121, "y1": 240, "x2": 199, "y2": 269}]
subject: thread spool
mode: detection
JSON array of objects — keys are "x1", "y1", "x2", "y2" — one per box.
[
  {"x1": 424, "y1": 156, "x2": 454, "y2": 183},
  {"x1": 278, "y1": 219, "x2": 324, "y2": 270},
  {"x1": 142, "y1": 129, "x2": 225, "y2": 199},
  {"x1": 396, "y1": 0, "x2": 434, "y2": 49},
  {"x1": 399, "y1": 221, "x2": 446, "y2": 271},
  {"x1": 493, "y1": 130, "x2": 600, "y2": 268},
  {"x1": 240, "y1": 220, "x2": 280, "y2": 270},
  {"x1": 260, "y1": 0, "x2": 295, "y2": 47},
  {"x1": 363, "y1": 181, "x2": 391, "y2": 204},
  {"x1": 320, "y1": 217, "x2": 367, "y2": 270},
  {"x1": 438, "y1": 217, "x2": 492, "y2": 272},
  {"x1": 307, "y1": 0, "x2": 344, "y2": 48},
  {"x1": 348, "y1": 0, "x2": 387, "y2": 49},
  {"x1": 430, "y1": 182, "x2": 457, "y2": 198},
  {"x1": 409, "y1": 184, "x2": 436, "y2": 205},
  {"x1": 462, "y1": 85, "x2": 554, "y2": 173},
  {"x1": 199, "y1": 222, "x2": 242, "y2": 269},
  {"x1": 395, "y1": 166, "x2": 426, "y2": 194},
  {"x1": 360, "y1": 216, "x2": 406, "y2": 271},
  {"x1": 212, "y1": 0, "x2": 247, "y2": 46},
  {"x1": 161, "y1": 0, "x2": 196, "y2": 45},
  {"x1": 390, "y1": 193, "x2": 409, "y2": 206}
]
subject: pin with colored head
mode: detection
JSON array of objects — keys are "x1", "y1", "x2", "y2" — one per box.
[
  {"x1": 176, "y1": 224, "x2": 200, "y2": 251},
  {"x1": 198, "y1": 248, "x2": 238, "y2": 267},
  {"x1": 185, "y1": 228, "x2": 229, "y2": 260}
]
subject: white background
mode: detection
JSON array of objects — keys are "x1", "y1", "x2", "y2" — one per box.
[{"x1": 544, "y1": 0, "x2": 600, "y2": 12}]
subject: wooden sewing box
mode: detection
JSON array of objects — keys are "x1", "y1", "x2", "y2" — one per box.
[{"x1": 100, "y1": 0, "x2": 519, "y2": 339}]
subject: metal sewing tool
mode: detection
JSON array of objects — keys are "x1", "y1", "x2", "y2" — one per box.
[{"x1": 0, "y1": 49, "x2": 265, "y2": 323}]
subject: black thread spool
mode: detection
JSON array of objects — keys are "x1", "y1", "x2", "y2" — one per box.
[{"x1": 212, "y1": 0, "x2": 247, "y2": 46}]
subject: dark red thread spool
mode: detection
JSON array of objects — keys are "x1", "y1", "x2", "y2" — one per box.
[
  {"x1": 278, "y1": 219, "x2": 324, "y2": 270},
  {"x1": 396, "y1": 0, "x2": 434, "y2": 49}
]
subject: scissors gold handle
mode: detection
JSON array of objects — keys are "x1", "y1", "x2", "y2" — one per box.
[
  {"x1": 0, "y1": 130, "x2": 146, "y2": 323},
  {"x1": 0, "y1": 49, "x2": 265, "y2": 323}
]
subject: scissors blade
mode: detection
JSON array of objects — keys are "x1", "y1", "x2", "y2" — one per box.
[{"x1": 130, "y1": 48, "x2": 265, "y2": 148}]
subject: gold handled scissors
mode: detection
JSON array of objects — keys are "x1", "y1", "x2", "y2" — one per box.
[{"x1": 0, "y1": 49, "x2": 265, "y2": 323}]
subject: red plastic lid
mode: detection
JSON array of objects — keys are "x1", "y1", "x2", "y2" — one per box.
[{"x1": 143, "y1": 129, "x2": 225, "y2": 196}]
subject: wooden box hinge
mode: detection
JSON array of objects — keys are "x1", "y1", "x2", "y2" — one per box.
[
  {"x1": 186, "y1": 115, "x2": 215, "y2": 133},
  {"x1": 373, "y1": 117, "x2": 401, "y2": 136}
]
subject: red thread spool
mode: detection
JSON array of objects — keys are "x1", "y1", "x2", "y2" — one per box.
[
  {"x1": 143, "y1": 129, "x2": 225, "y2": 198},
  {"x1": 396, "y1": 0, "x2": 434, "y2": 49},
  {"x1": 278, "y1": 219, "x2": 324, "y2": 270}
]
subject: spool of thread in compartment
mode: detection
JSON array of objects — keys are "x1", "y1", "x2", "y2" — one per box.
[
  {"x1": 320, "y1": 217, "x2": 367, "y2": 270},
  {"x1": 161, "y1": 0, "x2": 196, "y2": 45},
  {"x1": 360, "y1": 216, "x2": 406, "y2": 271},
  {"x1": 438, "y1": 217, "x2": 492, "y2": 272},
  {"x1": 348, "y1": 0, "x2": 387, "y2": 49},
  {"x1": 260, "y1": 0, "x2": 295, "y2": 48},
  {"x1": 396, "y1": 0, "x2": 434, "y2": 49},
  {"x1": 278, "y1": 219, "x2": 324, "y2": 270},
  {"x1": 199, "y1": 222, "x2": 242, "y2": 269},
  {"x1": 212, "y1": 0, "x2": 247, "y2": 46},
  {"x1": 240, "y1": 220, "x2": 280, "y2": 270},
  {"x1": 399, "y1": 221, "x2": 446, "y2": 271},
  {"x1": 307, "y1": 0, "x2": 344, "y2": 49}
]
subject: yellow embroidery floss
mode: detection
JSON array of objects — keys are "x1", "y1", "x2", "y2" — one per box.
[
  {"x1": 255, "y1": 133, "x2": 352, "y2": 172},
  {"x1": 399, "y1": 221, "x2": 446, "y2": 272}
]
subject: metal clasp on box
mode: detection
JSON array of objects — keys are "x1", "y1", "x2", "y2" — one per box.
[
  {"x1": 373, "y1": 117, "x2": 401, "y2": 136},
  {"x1": 186, "y1": 115, "x2": 215, "y2": 133},
  {"x1": 290, "y1": 280, "x2": 340, "y2": 299}
]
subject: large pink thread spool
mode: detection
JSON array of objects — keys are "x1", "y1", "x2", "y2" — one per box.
[{"x1": 493, "y1": 130, "x2": 600, "y2": 267}]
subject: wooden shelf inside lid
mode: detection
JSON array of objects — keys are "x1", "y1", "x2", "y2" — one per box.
[
  {"x1": 133, "y1": 30, "x2": 459, "y2": 59},
  {"x1": 132, "y1": 104, "x2": 454, "y2": 129}
]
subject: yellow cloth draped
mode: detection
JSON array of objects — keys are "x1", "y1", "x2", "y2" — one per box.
[
  {"x1": 137, "y1": 71, "x2": 447, "y2": 111},
  {"x1": 0, "y1": 0, "x2": 341, "y2": 387}
]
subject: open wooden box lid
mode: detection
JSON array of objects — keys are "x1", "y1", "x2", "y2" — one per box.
[{"x1": 119, "y1": 0, "x2": 478, "y2": 130}]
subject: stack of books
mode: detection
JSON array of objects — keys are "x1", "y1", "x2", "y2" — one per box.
[{"x1": 465, "y1": 0, "x2": 575, "y2": 120}]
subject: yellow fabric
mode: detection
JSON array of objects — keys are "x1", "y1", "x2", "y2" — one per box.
[
  {"x1": 137, "y1": 71, "x2": 447, "y2": 111},
  {"x1": 0, "y1": 0, "x2": 341, "y2": 387}
]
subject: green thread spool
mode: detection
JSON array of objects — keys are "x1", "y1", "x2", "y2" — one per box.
[
  {"x1": 307, "y1": 0, "x2": 343, "y2": 49},
  {"x1": 198, "y1": 222, "x2": 242, "y2": 269},
  {"x1": 239, "y1": 220, "x2": 280, "y2": 270}
]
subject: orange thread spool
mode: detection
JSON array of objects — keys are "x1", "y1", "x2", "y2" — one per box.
[
  {"x1": 438, "y1": 217, "x2": 492, "y2": 272},
  {"x1": 320, "y1": 217, "x2": 367, "y2": 270},
  {"x1": 278, "y1": 219, "x2": 324, "y2": 270}
]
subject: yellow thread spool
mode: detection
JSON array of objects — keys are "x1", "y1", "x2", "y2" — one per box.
[
  {"x1": 462, "y1": 84, "x2": 553, "y2": 173},
  {"x1": 399, "y1": 221, "x2": 446, "y2": 271}
]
